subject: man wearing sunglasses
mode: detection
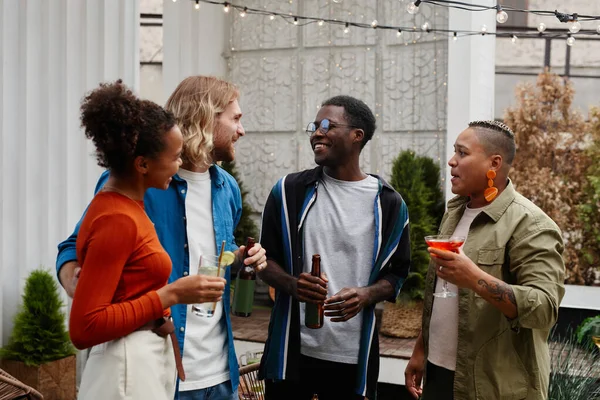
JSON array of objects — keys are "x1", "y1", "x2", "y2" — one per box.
[{"x1": 257, "y1": 95, "x2": 411, "y2": 400}]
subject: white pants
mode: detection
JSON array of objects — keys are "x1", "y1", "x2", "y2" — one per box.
[{"x1": 78, "y1": 330, "x2": 177, "y2": 400}]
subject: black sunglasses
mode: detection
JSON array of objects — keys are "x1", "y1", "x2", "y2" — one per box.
[{"x1": 305, "y1": 118, "x2": 357, "y2": 136}]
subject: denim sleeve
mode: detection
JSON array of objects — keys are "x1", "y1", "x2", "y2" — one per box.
[{"x1": 55, "y1": 171, "x2": 110, "y2": 276}]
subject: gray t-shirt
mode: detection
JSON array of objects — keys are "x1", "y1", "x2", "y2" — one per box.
[{"x1": 300, "y1": 172, "x2": 379, "y2": 364}]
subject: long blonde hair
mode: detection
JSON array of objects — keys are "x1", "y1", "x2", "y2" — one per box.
[{"x1": 165, "y1": 76, "x2": 239, "y2": 169}]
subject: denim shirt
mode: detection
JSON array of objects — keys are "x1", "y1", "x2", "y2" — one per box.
[{"x1": 56, "y1": 165, "x2": 242, "y2": 396}]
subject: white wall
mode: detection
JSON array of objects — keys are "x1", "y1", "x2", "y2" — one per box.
[
  {"x1": 445, "y1": 0, "x2": 496, "y2": 198},
  {"x1": 0, "y1": 0, "x2": 140, "y2": 345},
  {"x1": 162, "y1": 0, "x2": 228, "y2": 100}
]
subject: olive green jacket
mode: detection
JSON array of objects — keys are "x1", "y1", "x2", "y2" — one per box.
[{"x1": 422, "y1": 181, "x2": 565, "y2": 400}]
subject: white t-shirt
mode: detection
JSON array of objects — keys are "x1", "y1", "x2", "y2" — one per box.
[
  {"x1": 427, "y1": 205, "x2": 485, "y2": 371},
  {"x1": 178, "y1": 168, "x2": 230, "y2": 391},
  {"x1": 300, "y1": 172, "x2": 379, "y2": 364}
]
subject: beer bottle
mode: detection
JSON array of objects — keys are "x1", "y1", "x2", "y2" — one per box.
[
  {"x1": 232, "y1": 237, "x2": 256, "y2": 317},
  {"x1": 305, "y1": 254, "x2": 324, "y2": 329}
]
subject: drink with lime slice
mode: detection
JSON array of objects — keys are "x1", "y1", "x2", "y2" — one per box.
[{"x1": 192, "y1": 252, "x2": 235, "y2": 317}]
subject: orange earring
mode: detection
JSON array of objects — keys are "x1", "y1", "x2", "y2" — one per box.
[{"x1": 484, "y1": 170, "x2": 498, "y2": 202}]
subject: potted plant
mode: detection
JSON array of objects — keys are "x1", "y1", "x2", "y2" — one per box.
[
  {"x1": 0, "y1": 268, "x2": 77, "y2": 399},
  {"x1": 380, "y1": 151, "x2": 444, "y2": 338}
]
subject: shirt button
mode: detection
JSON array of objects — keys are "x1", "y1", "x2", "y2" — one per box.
[
  {"x1": 180, "y1": 327, "x2": 185, "y2": 332},
  {"x1": 183, "y1": 271, "x2": 189, "y2": 276},
  {"x1": 184, "y1": 243, "x2": 188, "y2": 249},
  {"x1": 181, "y1": 189, "x2": 186, "y2": 194}
]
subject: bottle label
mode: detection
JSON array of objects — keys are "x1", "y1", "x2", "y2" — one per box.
[
  {"x1": 305, "y1": 304, "x2": 322, "y2": 328},
  {"x1": 232, "y1": 278, "x2": 255, "y2": 315}
]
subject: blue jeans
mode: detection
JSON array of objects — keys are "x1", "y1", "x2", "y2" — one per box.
[{"x1": 179, "y1": 381, "x2": 238, "y2": 400}]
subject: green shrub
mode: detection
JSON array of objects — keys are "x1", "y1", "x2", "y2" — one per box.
[
  {"x1": 549, "y1": 329, "x2": 600, "y2": 399},
  {"x1": 576, "y1": 314, "x2": 600, "y2": 352},
  {"x1": 390, "y1": 151, "x2": 444, "y2": 301},
  {"x1": 0, "y1": 268, "x2": 76, "y2": 366}
]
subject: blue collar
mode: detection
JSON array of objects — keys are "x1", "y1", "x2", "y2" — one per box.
[{"x1": 173, "y1": 165, "x2": 225, "y2": 187}]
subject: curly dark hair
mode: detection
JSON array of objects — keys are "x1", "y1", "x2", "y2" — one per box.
[
  {"x1": 468, "y1": 120, "x2": 516, "y2": 165},
  {"x1": 321, "y1": 95, "x2": 376, "y2": 149},
  {"x1": 80, "y1": 80, "x2": 176, "y2": 175}
]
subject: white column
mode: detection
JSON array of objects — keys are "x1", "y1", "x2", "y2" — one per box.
[
  {"x1": 445, "y1": 1, "x2": 496, "y2": 199},
  {"x1": 0, "y1": 0, "x2": 139, "y2": 345},
  {"x1": 163, "y1": 0, "x2": 228, "y2": 100}
]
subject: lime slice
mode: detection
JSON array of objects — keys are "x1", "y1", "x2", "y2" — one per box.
[{"x1": 219, "y1": 251, "x2": 236, "y2": 267}]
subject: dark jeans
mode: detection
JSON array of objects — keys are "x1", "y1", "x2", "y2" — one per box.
[
  {"x1": 265, "y1": 355, "x2": 365, "y2": 400},
  {"x1": 421, "y1": 361, "x2": 454, "y2": 400}
]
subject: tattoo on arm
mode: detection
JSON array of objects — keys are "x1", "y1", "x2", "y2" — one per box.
[{"x1": 477, "y1": 279, "x2": 517, "y2": 306}]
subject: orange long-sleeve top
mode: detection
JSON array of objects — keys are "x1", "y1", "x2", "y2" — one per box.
[{"x1": 69, "y1": 191, "x2": 171, "y2": 350}]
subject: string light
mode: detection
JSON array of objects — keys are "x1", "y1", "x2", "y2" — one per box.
[
  {"x1": 172, "y1": 0, "x2": 176, "y2": 2},
  {"x1": 511, "y1": 35, "x2": 518, "y2": 44},
  {"x1": 452, "y1": 32, "x2": 457, "y2": 41},
  {"x1": 567, "y1": 35, "x2": 576, "y2": 46},
  {"x1": 569, "y1": 20, "x2": 581, "y2": 34},
  {"x1": 195, "y1": 0, "x2": 199, "y2": 9},
  {"x1": 397, "y1": 29, "x2": 403, "y2": 37},
  {"x1": 421, "y1": 22, "x2": 430, "y2": 32},
  {"x1": 407, "y1": 1, "x2": 421, "y2": 15},
  {"x1": 537, "y1": 22, "x2": 546, "y2": 33},
  {"x1": 597, "y1": 25, "x2": 600, "y2": 34},
  {"x1": 194, "y1": 0, "x2": 600, "y2": 40},
  {"x1": 496, "y1": 5, "x2": 508, "y2": 24}
]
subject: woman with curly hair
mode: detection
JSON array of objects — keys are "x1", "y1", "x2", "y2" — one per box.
[{"x1": 69, "y1": 80, "x2": 227, "y2": 400}]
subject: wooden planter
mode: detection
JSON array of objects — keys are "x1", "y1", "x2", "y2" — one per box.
[
  {"x1": 380, "y1": 301, "x2": 423, "y2": 338},
  {"x1": 1, "y1": 355, "x2": 76, "y2": 400}
]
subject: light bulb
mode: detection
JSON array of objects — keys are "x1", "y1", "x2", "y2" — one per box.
[
  {"x1": 452, "y1": 32, "x2": 457, "y2": 41},
  {"x1": 597, "y1": 25, "x2": 600, "y2": 34},
  {"x1": 269, "y1": 14, "x2": 275, "y2": 20},
  {"x1": 407, "y1": 2, "x2": 419, "y2": 15},
  {"x1": 569, "y1": 21, "x2": 581, "y2": 33},
  {"x1": 537, "y1": 22, "x2": 546, "y2": 33},
  {"x1": 318, "y1": 20, "x2": 324, "y2": 26},
  {"x1": 421, "y1": 22, "x2": 430, "y2": 32},
  {"x1": 511, "y1": 35, "x2": 518, "y2": 44},
  {"x1": 172, "y1": 0, "x2": 176, "y2": 2},
  {"x1": 371, "y1": 20, "x2": 378, "y2": 28},
  {"x1": 240, "y1": 8, "x2": 246, "y2": 17},
  {"x1": 480, "y1": 24, "x2": 488, "y2": 34},
  {"x1": 332, "y1": 0, "x2": 342, "y2": 3},
  {"x1": 567, "y1": 36, "x2": 575, "y2": 46},
  {"x1": 293, "y1": 17, "x2": 298, "y2": 25},
  {"x1": 343, "y1": 23, "x2": 349, "y2": 34},
  {"x1": 397, "y1": 30, "x2": 402, "y2": 37},
  {"x1": 496, "y1": 10, "x2": 508, "y2": 24},
  {"x1": 194, "y1": 1, "x2": 199, "y2": 10},
  {"x1": 223, "y1": 3, "x2": 229, "y2": 12}
]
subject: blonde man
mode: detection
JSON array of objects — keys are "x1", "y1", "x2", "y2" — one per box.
[{"x1": 57, "y1": 76, "x2": 267, "y2": 400}]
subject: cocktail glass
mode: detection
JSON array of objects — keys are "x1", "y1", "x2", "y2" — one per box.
[{"x1": 424, "y1": 235, "x2": 465, "y2": 298}]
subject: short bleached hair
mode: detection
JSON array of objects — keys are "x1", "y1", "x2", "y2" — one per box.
[{"x1": 468, "y1": 120, "x2": 516, "y2": 165}]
